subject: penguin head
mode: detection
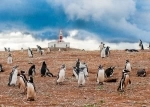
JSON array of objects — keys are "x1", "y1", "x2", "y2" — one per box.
[
  {"x1": 126, "y1": 60, "x2": 129, "y2": 63},
  {"x1": 98, "y1": 65, "x2": 103, "y2": 69},
  {"x1": 21, "y1": 70, "x2": 25, "y2": 74},
  {"x1": 61, "y1": 64, "x2": 65, "y2": 68},
  {"x1": 31, "y1": 65, "x2": 35, "y2": 69}
]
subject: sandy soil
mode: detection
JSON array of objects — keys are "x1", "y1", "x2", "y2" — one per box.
[{"x1": 0, "y1": 49, "x2": 150, "y2": 107}]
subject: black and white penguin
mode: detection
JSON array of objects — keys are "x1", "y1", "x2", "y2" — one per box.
[
  {"x1": 148, "y1": 43, "x2": 150, "y2": 49},
  {"x1": 21, "y1": 48, "x2": 24, "y2": 52},
  {"x1": 41, "y1": 61, "x2": 47, "y2": 77},
  {"x1": 117, "y1": 69, "x2": 131, "y2": 92},
  {"x1": 139, "y1": 40, "x2": 144, "y2": 50},
  {"x1": 97, "y1": 65, "x2": 105, "y2": 85},
  {"x1": 105, "y1": 46, "x2": 110, "y2": 57},
  {"x1": 28, "y1": 65, "x2": 36, "y2": 77},
  {"x1": 28, "y1": 48, "x2": 33, "y2": 58},
  {"x1": 56, "y1": 64, "x2": 66, "y2": 85},
  {"x1": 18, "y1": 71, "x2": 28, "y2": 94},
  {"x1": 99, "y1": 42, "x2": 104, "y2": 51},
  {"x1": 26, "y1": 76, "x2": 36, "y2": 101},
  {"x1": 101, "y1": 44, "x2": 106, "y2": 58},
  {"x1": 47, "y1": 47, "x2": 51, "y2": 53},
  {"x1": 73, "y1": 67, "x2": 79, "y2": 80},
  {"x1": 137, "y1": 69, "x2": 146, "y2": 77},
  {"x1": 46, "y1": 68, "x2": 54, "y2": 77},
  {"x1": 72, "y1": 59, "x2": 81, "y2": 77},
  {"x1": 79, "y1": 63, "x2": 88, "y2": 77},
  {"x1": 0, "y1": 64, "x2": 4, "y2": 72},
  {"x1": 125, "y1": 60, "x2": 132, "y2": 72},
  {"x1": 105, "y1": 66, "x2": 115, "y2": 78},
  {"x1": 8, "y1": 66, "x2": 19, "y2": 86},
  {"x1": 78, "y1": 68, "x2": 86, "y2": 87},
  {"x1": 4, "y1": 47, "x2": 7, "y2": 52},
  {"x1": 7, "y1": 53, "x2": 13, "y2": 64}
]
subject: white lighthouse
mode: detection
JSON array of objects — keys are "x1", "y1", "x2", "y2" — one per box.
[{"x1": 48, "y1": 30, "x2": 70, "y2": 48}]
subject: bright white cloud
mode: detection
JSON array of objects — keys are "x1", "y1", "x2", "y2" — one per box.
[{"x1": 48, "y1": 0, "x2": 135, "y2": 21}]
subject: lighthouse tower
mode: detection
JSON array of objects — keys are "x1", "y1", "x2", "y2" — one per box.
[
  {"x1": 48, "y1": 30, "x2": 70, "y2": 48},
  {"x1": 58, "y1": 30, "x2": 63, "y2": 42}
]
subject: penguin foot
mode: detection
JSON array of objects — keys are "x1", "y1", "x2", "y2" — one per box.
[{"x1": 99, "y1": 82, "x2": 104, "y2": 85}]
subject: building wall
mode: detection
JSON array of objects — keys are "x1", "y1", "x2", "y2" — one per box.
[{"x1": 48, "y1": 42, "x2": 70, "y2": 48}]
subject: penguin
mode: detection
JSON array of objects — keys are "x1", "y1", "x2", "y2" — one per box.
[
  {"x1": 7, "y1": 53, "x2": 13, "y2": 64},
  {"x1": 45, "y1": 68, "x2": 54, "y2": 77},
  {"x1": 137, "y1": 69, "x2": 146, "y2": 77},
  {"x1": 99, "y1": 42, "x2": 104, "y2": 51},
  {"x1": 47, "y1": 47, "x2": 51, "y2": 53},
  {"x1": 28, "y1": 48, "x2": 33, "y2": 58},
  {"x1": 79, "y1": 63, "x2": 88, "y2": 77},
  {"x1": 28, "y1": 65, "x2": 36, "y2": 77},
  {"x1": 73, "y1": 67, "x2": 79, "y2": 80},
  {"x1": 72, "y1": 59, "x2": 81, "y2": 77},
  {"x1": 105, "y1": 66, "x2": 115, "y2": 78},
  {"x1": 56, "y1": 64, "x2": 66, "y2": 85},
  {"x1": 4, "y1": 47, "x2": 7, "y2": 52},
  {"x1": 26, "y1": 76, "x2": 36, "y2": 101},
  {"x1": 117, "y1": 69, "x2": 131, "y2": 92},
  {"x1": 78, "y1": 68, "x2": 86, "y2": 87},
  {"x1": 18, "y1": 71, "x2": 28, "y2": 94},
  {"x1": 97, "y1": 65, "x2": 105, "y2": 85},
  {"x1": 101, "y1": 44, "x2": 106, "y2": 58},
  {"x1": 0, "y1": 64, "x2": 4, "y2": 72},
  {"x1": 8, "y1": 66, "x2": 19, "y2": 86},
  {"x1": 21, "y1": 48, "x2": 24, "y2": 52},
  {"x1": 105, "y1": 46, "x2": 110, "y2": 57},
  {"x1": 139, "y1": 40, "x2": 144, "y2": 50},
  {"x1": 125, "y1": 60, "x2": 132, "y2": 72},
  {"x1": 41, "y1": 61, "x2": 47, "y2": 77},
  {"x1": 148, "y1": 43, "x2": 150, "y2": 49}
]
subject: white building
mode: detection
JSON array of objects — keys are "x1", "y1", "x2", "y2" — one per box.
[{"x1": 48, "y1": 30, "x2": 70, "y2": 48}]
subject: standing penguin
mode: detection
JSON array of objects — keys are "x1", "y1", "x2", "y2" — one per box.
[
  {"x1": 8, "y1": 66, "x2": 19, "y2": 86},
  {"x1": 18, "y1": 71, "x2": 28, "y2": 94},
  {"x1": 28, "y1": 48, "x2": 33, "y2": 58},
  {"x1": 139, "y1": 40, "x2": 144, "y2": 50},
  {"x1": 80, "y1": 63, "x2": 88, "y2": 77},
  {"x1": 26, "y1": 76, "x2": 36, "y2": 101},
  {"x1": 56, "y1": 64, "x2": 66, "y2": 85},
  {"x1": 7, "y1": 53, "x2": 13, "y2": 64},
  {"x1": 101, "y1": 44, "x2": 106, "y2": 58},
  {"x1": 41, "y1": 61, "x2": 47, "y2": 77},
  {"x1": 105, "y1": 46, "x2": 110, "y2": 57},
  {"x1": 78, "y1": 68, "x2": 86, "y2": 87},
  {"x1": 125, "y1": 60, "x2": 132, "y2": 72},
  {"x1": 73, "y1": 67, "x2": 79, "y2": 80},
  {"x1": 0, "y1": 64, "x2": 4, "y2": 72},
  {"x1": 28, "y1": 65, "x2": 36, "y2": 77},
  {"x1": 148, "y1": 43, "x2": 150, "y2": 49},
  {"x1": 117, "y1": 69, "x2": 131, "y2": 92},
  {"x1": 47, "y1": 47, "x2": 51, "y2": 53},
  {"x1": 21, "y1": 48, "x2": 24, "y2": 52},
  {"x1": 97, "y1": 65, "x2": 105, "y2": 85}
]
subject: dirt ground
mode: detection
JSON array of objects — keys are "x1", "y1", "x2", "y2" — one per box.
[{"x1": 0, "y1": 48, "x2": 150, "y2": 107}]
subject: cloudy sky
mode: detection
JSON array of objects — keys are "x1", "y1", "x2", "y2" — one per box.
[{"x1": 0, "y1": 0, "x2": 150, "y2": 50}]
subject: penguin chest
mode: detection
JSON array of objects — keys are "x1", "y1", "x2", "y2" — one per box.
[
  {"x1": 10, "y1": 70, "x2": 18, "y2": 85},
  {"x1": 27, "y1": 83, "x2": 36, "y2": 98},
  {"x1": 97, "y1": 69, "x2": 105, "y2": 82},
  {"x1": 78, "y1": 72, "x2": 85, "y2": 85}
]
